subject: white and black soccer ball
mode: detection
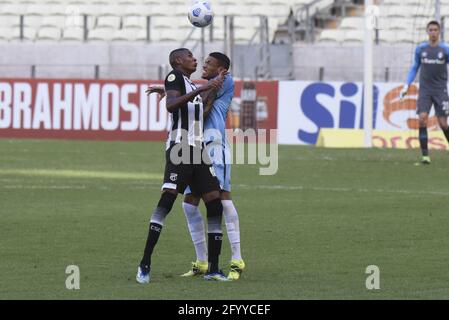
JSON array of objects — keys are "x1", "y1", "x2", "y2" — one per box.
[{"x1": 188, "y1": 1, "x2": 214, "y2": 28}]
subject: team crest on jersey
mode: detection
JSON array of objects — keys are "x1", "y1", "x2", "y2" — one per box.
[
  {"x1": 209, "y1": 167, "x2": 216, "y2": 177},
  {"x1": 422, "y1": 52, "x2": 427, "y2": 57},
  {"x1": 167, "y1": 74, "x2": 176, "y2": 82},
  {"x1": 169, "y1": 173, "x2": 178, "y2": 181},
  {"x1": 438, "y1": 51, "x2": 444, "y2": 59}
]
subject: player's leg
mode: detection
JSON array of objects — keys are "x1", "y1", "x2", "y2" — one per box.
[
  {"x1": 433, "y1": 92, "x2": 449, "y2": 144},
  {"x1": 191, "y1": 155, "x2": 227, "y2": 280},
  {"x1": 221, "y1": 191, "x2": 245, "y2": 280},
  {"x1": 180, "y1": 190, "x2": 208, "y2": 276},
  {"x1": 418, "y1": 112, "x2": 430, "y2": 162},
  {"x1": 137, "y1": 189, "x2": 178, "y2": 283},
  {"x1": 438, "y1": 116, "x2": 449, "y2": 143},
  {"x1": 215, "y1": 159, "x2": 245, "y2": 280},
  {"x1": 201, "y1": 189, "x2": 227, "y2": 280},
  {"x1": 417, "y1": 93, "x2": 432, "y2": 164},
  {"x1": 137, "y1": 144, "x2": 188, "y2": 283}
]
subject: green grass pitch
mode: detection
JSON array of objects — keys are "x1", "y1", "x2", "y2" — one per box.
[{"x1": 1, "y1": 138, "x2": 449, "y2": 299}]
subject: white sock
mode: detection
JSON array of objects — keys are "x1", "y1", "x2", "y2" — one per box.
[
  {"x1": 182, "y1": 202, "x2": 208, "y2": 262},
  {"x1": 222, "y1": 200, "x2": 242, "y2": 261}
]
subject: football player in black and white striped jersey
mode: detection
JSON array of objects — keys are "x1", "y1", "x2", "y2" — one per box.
[{"x1": 137, "y1": 48, "x2": 230, "y2": 283}]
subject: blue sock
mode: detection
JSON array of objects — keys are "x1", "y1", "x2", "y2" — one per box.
[{"x1": 419, "y1": 127, "x2": 429, "y2": 156}]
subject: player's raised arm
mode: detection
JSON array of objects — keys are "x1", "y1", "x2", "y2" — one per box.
[
  {"x1": 146, "y1": 85, "x2": 165, "y2": 98},
  {"x1": 201, "y1": 70, "x2": 227, "y2": 118},
  {"x1": 400, "y1": 45, "x2": 423, "y2": 100}
]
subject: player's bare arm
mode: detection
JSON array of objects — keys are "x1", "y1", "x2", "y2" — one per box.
[
  {"x1": 146, "y1": 85, "x2": 165, "y2": 98},
  {"x1": 165, "y1": 81, "x2": 220, "y2": 113},
  {"x1": 202, "y1": 70, "x2": 227, "y2": 118}
]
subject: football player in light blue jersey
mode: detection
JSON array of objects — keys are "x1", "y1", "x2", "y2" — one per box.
[
  {"x1": 181, "y1": 53, "x2": 245, "y2": 280},
  {"x1": 146, "y1": 53, "x2": 245, "y2": 280}
]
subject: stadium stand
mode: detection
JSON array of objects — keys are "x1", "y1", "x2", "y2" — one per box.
[{"x1": 0, "y1": 0, "x2": 308, "y2": 43}]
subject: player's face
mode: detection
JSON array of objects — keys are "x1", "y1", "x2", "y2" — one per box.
[
  {"x1": 202, "y1": 56, "x2": 221, "y2": 80},
  {"x1": 427, "y1": 25, "x2": 440, "y2": 42},
  {"x1": 180, "y1": 51, "x2": 198, "y2": 72}
]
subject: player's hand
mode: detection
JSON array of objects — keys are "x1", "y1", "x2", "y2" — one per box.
[
  {"x1": 203, "y1": 78, "x2": 223, "y2": 92},
  {"x1": 399, "y1": 85, "x2": 409, "y2": 101},
  {"x1": 146, "y1": 85, "x2": 165, "y2": 97}
]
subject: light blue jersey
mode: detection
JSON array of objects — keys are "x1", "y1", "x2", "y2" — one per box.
[
  {"x1": 203, "y1": 75, "x2": 234, "y2": 146},
  {"x1": 186, "y1": 75, "x2": 234, "y2": 193}
]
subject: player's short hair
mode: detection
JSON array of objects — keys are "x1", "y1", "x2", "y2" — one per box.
[
  {"x1": 427, "y1": 20, "x2": 440, "y2": 30},
  {"x1": 169, "y1": 48, "x2": 190, "y2": 68},
  {"x1": 209, "y1": 52, "x2": 231, "y2": 70}
]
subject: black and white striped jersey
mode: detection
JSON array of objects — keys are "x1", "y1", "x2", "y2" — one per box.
[{"x1": 164, "y1": 69, "x2": 204, "y2": 149}]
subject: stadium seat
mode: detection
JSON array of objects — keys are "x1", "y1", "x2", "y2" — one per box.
[
  {"x1": 12, "y1": 26, "x2": 36, "y2": 40},
  {"x1": 23, "y1": 15, "x2": 44, "y2": 28},
  {"x1": 99, "y1": 5, "x2": 125, "y2": 17},
  {"x1": 0, "y1": 4, "x2": 28, "y2": 15},
  {"x1": 318, "y1": 29, "x2": 344, "y2": 43},
  {"x1": 0, "y1": 27, "x2": 14, "y2": 41},
  {"x1": 151, "y1": 16, "x2": 179, "y2": 29},
  {"x1": 344, "y1": 30, "x2": 365, "y2": 43},
  {"x1": 96, "y1": 16, "x2": 121, "y2": 29},
  {"x1": 122, "y1": 16, "x2": 147, "y2": 29},
  {"x1": 339, "y1": 17, "x2": 364, "y2": 30},
  {"x1": 88, "y1": 27, "x2": 114, "y2": 41},
  {"x1": 61, "y1": 26, "x2": 85, "y2": 41},
  {"x1": 112, "y1": 28, "x2": 147, "y2": 41},
  {"x1": 37, "y1": 26, "x2": 61, "y2": 40},
  {"x1": 26, "y1": 4, "x2": 51, "y2": 16},
  {"x1": 123, "y1": 5, "x2": 152, "y2": 16},
  {"x1": 41, "y1": 16, "x2": 67, "y2": 28},
  {"x1": 0, "y1": 15, "x2": 21, "y2": 27},
  {"x1": 151, "y1": 28, "x2": 185, "y2": 41}
]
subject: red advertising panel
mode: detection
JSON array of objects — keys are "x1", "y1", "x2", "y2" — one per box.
[{"x1": 0, "y1": 78, "x2": 278, "y2": 141}]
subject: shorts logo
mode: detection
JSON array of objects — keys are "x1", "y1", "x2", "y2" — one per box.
[
  {"x1": 209, "y1": 166, "x2": 216, "y2": 177},
  {"x1": 169, "y1": 173, "x2": 178, "y2": 181},
  {"x1": 442, "y1": 101, "x2": 449, "y2": 115},
  {"x1": 167, "y1": 74, "x2": 176, "y2": 82},
  {"x1": 150, "y1": 225, "x2": 161, "y2": 233}
]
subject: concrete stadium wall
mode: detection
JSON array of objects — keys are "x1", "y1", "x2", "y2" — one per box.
[
  {"x1": 0, "y1": 42, "x2": 417, "y2": 82},
  {"x1": 293, "y1": 43, "x2": 416, "y2": 82}
]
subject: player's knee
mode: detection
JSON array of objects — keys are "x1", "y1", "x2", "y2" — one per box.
[
  {"x1": 157, "y1": 191, "x2": 177, "y2": 212},
  {"x1": 184, "y1": 193, "x2": 200, "y2": 206},
  {"x1": 205, "y1": 198, "x2": 223, "y2": 218}
]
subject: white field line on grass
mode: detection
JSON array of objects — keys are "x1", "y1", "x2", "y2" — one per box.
[
  {"x1": 0, "y1": 167, "x2": 447, "y2": 196},
  {"x1": 0, "y1": 169, "x2": 162, "y2": 181}
]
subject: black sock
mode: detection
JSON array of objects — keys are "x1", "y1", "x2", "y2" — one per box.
[
  {"x1": 140, "y1": 223, "x2": 163, "y2": 271},
  {"x1": 419, "y1": 127, "x2": 429, "y2": 156},
  {"x1": 443, "y1": 127, "x2": 449, "y2": 144},
  {"x1": 208, "y1": 233, "x2": 223, "y2": 273}
]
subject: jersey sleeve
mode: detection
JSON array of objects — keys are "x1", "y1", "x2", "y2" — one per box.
[
  {"x1": 164, "y1": 70, "x2": 184, "y2": 92},
  {"x1": 405, "y1": 45, "x2": 422, "y2": 85},
  {"x1": 444, "y1": 43, "x2": 449, "y2": 64},
  {"x1": 213, "y1": 76, "x2": 234, "y2": 112}
]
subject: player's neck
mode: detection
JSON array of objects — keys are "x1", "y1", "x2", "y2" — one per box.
[
  {"x1": 176, "y1": 67, "x2": 192, "y2": 78},
  {"x1": 428, "y1": 39, "x2": 440, "y2": 47}
]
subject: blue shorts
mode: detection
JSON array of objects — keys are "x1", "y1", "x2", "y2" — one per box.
[{"x1": 184, "y1": 143, "x2": 231, "y2": 194}]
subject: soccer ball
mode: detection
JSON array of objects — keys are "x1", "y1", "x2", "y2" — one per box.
[{"x1": 188, "y1": 1, "x2": 214, "y2": 28}]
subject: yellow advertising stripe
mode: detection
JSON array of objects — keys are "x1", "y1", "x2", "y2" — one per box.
[{"x1": 0, "y1": 169, "x2": 162, "y2": 181}]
